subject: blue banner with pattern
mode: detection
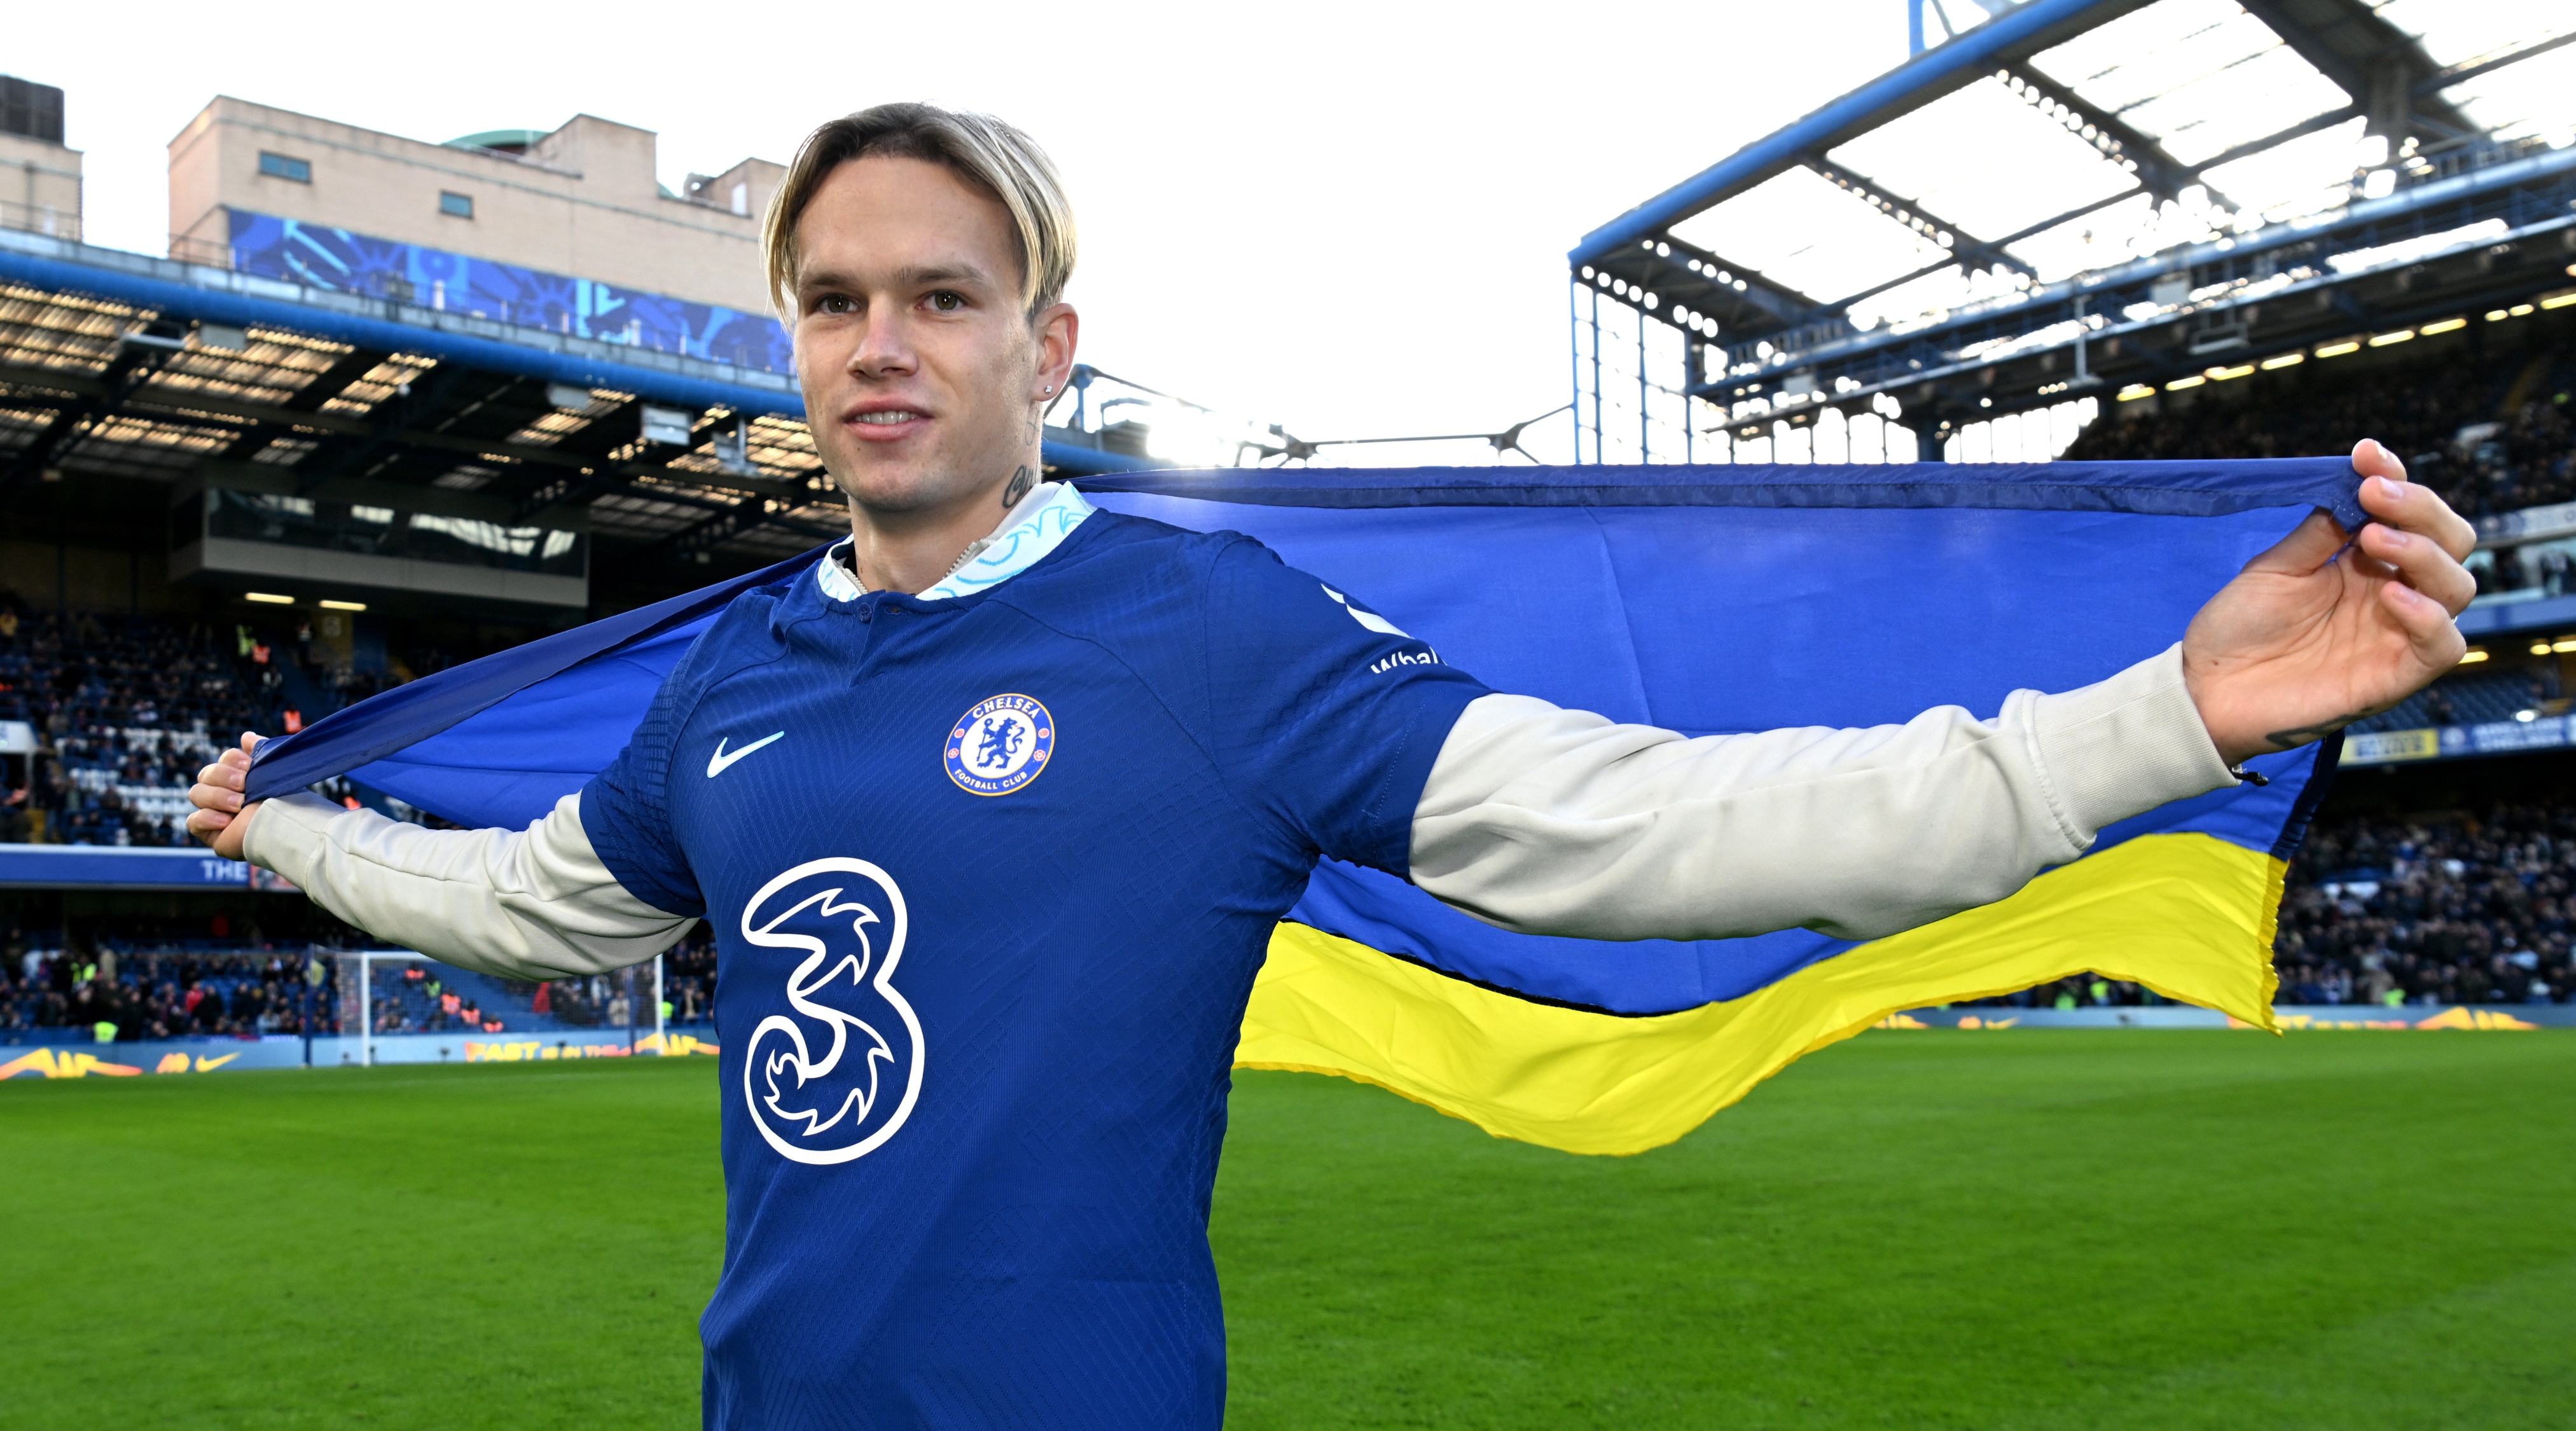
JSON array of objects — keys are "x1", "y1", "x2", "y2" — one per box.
[{"x1": 226, "y1": 210, "x2": 794, "y2": 377}]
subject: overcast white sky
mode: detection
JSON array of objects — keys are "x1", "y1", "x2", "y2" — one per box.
[{"x1": 5, "y1": 1, "x2": 1910, "y2": 465}]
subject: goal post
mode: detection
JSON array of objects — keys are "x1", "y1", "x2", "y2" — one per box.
[
  {"x1": 333, "y1": 950, "x2": 436, "y2": 1067},
  {"x1": 331, "y1": 949, "x2": 671, "y2": 1064}
]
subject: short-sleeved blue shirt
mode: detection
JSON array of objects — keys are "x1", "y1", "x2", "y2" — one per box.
[{"x1": 581, "y1": 506, "x2": 1488, "y2": 1428}]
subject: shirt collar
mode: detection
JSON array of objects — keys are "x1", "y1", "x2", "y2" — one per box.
[{"x1": 815, "y1": 480, "x2": 1095, "y2": 604}]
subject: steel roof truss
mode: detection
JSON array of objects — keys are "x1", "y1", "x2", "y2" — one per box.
[
  {"x1": 1, "y1": 331, "x2": 181, "y2": 489},
  {"x1": 1589, "y1": 233, "x2": 1829, "y2": 345},
  {"x1": 2232, "y1": 0, "x2": 2472, "y2": 142},
  {"x1": 1821, "y1": 184, "x2": 2145, "y2": 317},
  {"x1": 1809, "y1": 159, "x2": 2037, "y2": 286},
  {"x1": 1997, "y1": 65, "x2": 2205, "y2": 204}
]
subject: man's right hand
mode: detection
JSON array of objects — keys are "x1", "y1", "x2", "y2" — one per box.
[{"x1": 186, "y1": 732, "x2": 266, "y2": 861}]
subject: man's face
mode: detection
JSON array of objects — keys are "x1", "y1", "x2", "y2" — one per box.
[{"x1": 789, "y1": 155, "x2": 1070, "y2": 516}]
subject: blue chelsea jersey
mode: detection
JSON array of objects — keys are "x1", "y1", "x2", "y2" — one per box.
[{"x1": 579, "y1": 505, "x2": 1488, "y2": 1428}]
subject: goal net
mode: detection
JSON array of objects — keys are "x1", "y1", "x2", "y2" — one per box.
[{"x1": 333, "y1": 950, "x2": 666, "y2": 1065}]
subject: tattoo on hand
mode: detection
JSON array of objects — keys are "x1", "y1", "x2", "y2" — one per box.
[
  {"x1": 1002, "y1": 464, "x2": 1034, "y2": 509},
  {"x1": 2264, "y1": 709, "x2": 2383, "y2": 750}
]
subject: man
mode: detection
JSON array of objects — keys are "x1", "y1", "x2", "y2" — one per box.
[{"x1": 191, "y1": 103, "x2": 2475, "y2": 1427}]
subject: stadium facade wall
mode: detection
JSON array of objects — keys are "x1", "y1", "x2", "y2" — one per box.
[
  {"x1": 0, "y1": 125, "x2": 82, "y2": 238},
  {"x1": 170, "y1": 533, "x2": 590, "y2": 612},
  {"x1": 0, "y1": 535, "x2": 184, "y2": 614},
  {"x1": 167, "y1": 98, "x2": 779, "y2": 314}
]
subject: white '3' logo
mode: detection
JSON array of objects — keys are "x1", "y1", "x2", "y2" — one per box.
[{"x1": 740, "y1": 859, "x2": 926, "y2": 1165}]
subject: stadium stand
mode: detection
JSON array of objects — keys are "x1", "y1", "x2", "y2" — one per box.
[
  {"x1": 0, "y1": 927, "x2": 700, "y2": 1042},
  {"x1": 0, "y1": 596, "x2": 382, "y2": 846},
  {"x1": 2066, "y1": 327, "x2": 2576, "y2": 523},
  {"x1": 0, "y1": 587, "x2": 511, "y2": 848},
  {"x1": 2273, "y1": 803, "x2": 2573, "y2": 1008},
  {"x1": 1, "y1": 945, "x2": 334, "y2": 1040},
  {"x1": 2346, "y1": 667, "x2": 2552, "y2": 736}
]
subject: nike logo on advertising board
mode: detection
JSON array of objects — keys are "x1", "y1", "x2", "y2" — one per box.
[{"x1": 707, "y1": 731, "x2": 786, "y2": 778}]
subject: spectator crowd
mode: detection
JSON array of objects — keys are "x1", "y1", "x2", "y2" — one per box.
[
  {"x1": 2269, "y1": 802, "x2": 2572, "y2": 1008},
  {"x1": 0, "y1": 936, "x2": 340, "y2": 1040},
  {"x1": 2066, "y1": 340, "x2": 2575, "y2": 523},
  {"x1": 0, "y1": 593, "x2": 443, "y2": 847}
]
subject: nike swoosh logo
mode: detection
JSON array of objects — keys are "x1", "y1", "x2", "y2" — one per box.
[
  {"x1": 1320, "y1": 584, "x2": 1410, "y2": 638},
  {"x1": 707, "y1": 731, "x2": 786, "y2": 778}
]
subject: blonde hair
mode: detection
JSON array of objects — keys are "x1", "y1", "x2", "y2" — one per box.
[{"x1": 764, "y1": 102, "x2": 1076, "y2": 322}]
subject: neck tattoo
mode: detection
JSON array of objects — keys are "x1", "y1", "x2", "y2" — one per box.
[{"x1": 1002, "y1": 464, "x2": 1034, "y2": 509}]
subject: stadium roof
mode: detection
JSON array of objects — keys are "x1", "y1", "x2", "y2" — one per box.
[
  {"x1": 0, "y1": 226, "x2": 1157, "y2": 588},
  {"x1": 1572, "y1": 0, "x2": 2576, "y2": 435}
]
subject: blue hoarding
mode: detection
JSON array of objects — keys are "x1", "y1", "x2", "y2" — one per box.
[
  {"x1": 226, "y1": 209, "x2": 795, "y2": 378},
  {"x1": 0, "y1": 845, "x2": 298, "y2": 891}
]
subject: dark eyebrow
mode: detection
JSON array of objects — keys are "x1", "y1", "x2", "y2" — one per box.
[
  {"x1": 794, "y1": 261, "x2": 999, "y2": 296},
  {"x1": 890, "y1": 263, "x2": 995, "y2": 290}
]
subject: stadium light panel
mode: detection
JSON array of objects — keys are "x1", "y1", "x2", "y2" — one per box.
[
  {"x1": 2315, "y1": 340, "x2": 2362, "y2": 357},
  {"x1": 2460, "y1": 649, "x2": 2489, "y2": 664},
  {"x1": 2543, "y1": 291, "x2": 2576, "y2": 311},
  {"x1": 2369, "y1": 331, "x2": 2416, "y2": 348},
  {"x1": 2512, "y1": 305, "x2": 2537, "y2": 317},
  {"x1": 2260, "y1": 353, "x2": 2304, "y2": 370},
  {"x1": 2530, "y1": 644, "x2": 2554, "y2": 656},
  {"x1": 2555, "y1": 639, "x2": 2576, "y2": 654},
  {"x1": 2488, "y1": 310, "x2": 2511, "y2": 322},
  {"x1": 2420, "y1": 318, "x2": 2467, "y2": 336},
  {"x1": 2116, "y1": 384, "x2": 2156, "y2": 401},
  {"x1": 2165, "y1": 375, "x2": 2206, "y2": 391},
  {"x1": 2207, "y1": 364, "x2": 2255, "y2": 381},
  {"x1": 319, "y1": 599, "x2": 367, "y2": 612},
  {"x1": 244, "y1": 592, "x2": 294, "y2": 604}
]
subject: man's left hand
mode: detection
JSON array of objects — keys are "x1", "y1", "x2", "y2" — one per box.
[{"x1": 2184, "y1": 438, "x2": 2477, "y2": 768}]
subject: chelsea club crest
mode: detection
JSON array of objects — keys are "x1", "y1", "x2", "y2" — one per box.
[{"x1": 945, "y1": 693, "x2": 1055, "y2": 796}]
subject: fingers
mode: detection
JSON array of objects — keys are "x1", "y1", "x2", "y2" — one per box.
[
  {"x1": 2358, "y1": 474, "x2": 2477, "y2": 560},
  {"x1": 191, "y1": 736, "x2": 264, "y2": 815},
  {"x1": 2357, "y1": 521, "x2": 2477, "y2": 616},
  {"x1": 2351, "y1": 437, "x2": 2408, "y2": 485},
  {"x1": 2379, "y1": 578, "x2": 2468, "y2": 670},
  {"x1": 195, "y1": 753, "x2": 245, "y2": 796},
  {"x1": 2243, "y1": 508, "x2": 2355, "y2": 576},
  {"x1": 190, "y1": 773, "x2": 242, "y2": 815}
]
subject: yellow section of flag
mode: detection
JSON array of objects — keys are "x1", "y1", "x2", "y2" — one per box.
[{"x1": 1235, "y1": 833, "x2": 2283, "y2": 1156}]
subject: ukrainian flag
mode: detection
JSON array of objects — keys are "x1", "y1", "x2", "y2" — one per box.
[{"x1": 249, "y1": 460, "x2": 2358, "y2": 1156}]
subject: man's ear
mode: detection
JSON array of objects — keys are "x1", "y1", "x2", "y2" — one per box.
[{"x1": 1031, "y1": 303, "x2": 1079, "y2": 403}]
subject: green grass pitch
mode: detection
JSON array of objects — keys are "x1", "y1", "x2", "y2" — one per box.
[{"x1": 5, "y1": 1031, "x2": 2571, "y2": 1428}]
